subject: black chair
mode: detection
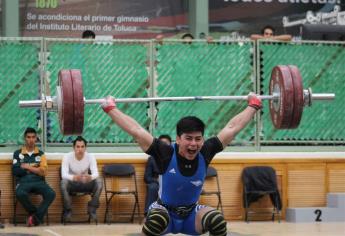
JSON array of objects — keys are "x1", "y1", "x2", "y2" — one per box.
[
  {"x1": 103, "y1": 164, "x2": 140, "y2": 224},
  {"x1": 242, "y1": 166, "x2": 282, "y2": 222},
  {"x1": 200, "y1": 166, "x2": 223, "y2": 213},
  {"x1": 12, "y1": 176, "x2": 49, "y2": 226},
  {"x1": 61, "y1": 191, "x2": 96, "y2": 225},
  {"x1": 0, "y1": 190, "x2": 4, "y2": 229},
  {"x1": 59, "y1": 167, "x2": 97, "y2": 225}
]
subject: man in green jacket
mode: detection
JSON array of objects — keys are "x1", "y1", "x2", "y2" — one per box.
[{"x1": 12, "y1": 127, "x2": 56, "y2": 226}]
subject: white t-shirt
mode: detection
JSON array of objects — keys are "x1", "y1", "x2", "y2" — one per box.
[{"x1": 61, "y1": 151, "x2": 99, "y2": 181}]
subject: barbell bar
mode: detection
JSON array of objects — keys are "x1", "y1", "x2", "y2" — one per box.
[
  {"x1": 18, "y1": 65, "x2": 335, "y2": 135},
  {"x1": 19, "y1": 95, "x2": 278, "y2": 108},
  {"x1": 19, "y1": 93, "x2": 334, "y2": 108}
]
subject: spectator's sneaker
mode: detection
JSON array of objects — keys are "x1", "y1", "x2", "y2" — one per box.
[
  {"x1": 27, "y1": 215, "x2": 39, "y2": 227},
  {"x1": 26, "y1": 215, "x2": 34, "y2": 227},
  {"x1": 63, "y1": 210, "x2": 72, "y2": 222},
  {"x1": 89, "y1": 211, "x2": 97, "y2": 221}
]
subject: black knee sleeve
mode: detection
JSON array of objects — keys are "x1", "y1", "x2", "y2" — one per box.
[
  {"x1": 142, "y1": 208, "x2": 170, "y2": 236},
  {"x1": 202, "y1": 210, "x2": 227, "y2": 236}
]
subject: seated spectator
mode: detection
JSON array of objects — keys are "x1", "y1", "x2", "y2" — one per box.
[
  {"x1": 143, "y1": 134, "x2": 172, "y2": 216},
  {"x1": 82, "y1": 30, "x2": 96, "y2": 39},
  {"x1": 60, "y1": 136, "x2": 103, "y2": 221},
  {"x1": 12, "y1": 127, "x2": 56, "y2": 226},
  {"x1": 250, "y1": 25, "x2": 292, "y2": 41}
]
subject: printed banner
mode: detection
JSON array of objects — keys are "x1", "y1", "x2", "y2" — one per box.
[{"x1": 19, "y1": 0, "x2": 344, "y2": 38}]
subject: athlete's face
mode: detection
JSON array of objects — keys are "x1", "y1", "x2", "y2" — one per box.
[
  {"x1": 176, "y1": 131, "x2": 204, "y2": 160},
  {"x1": 73, "y1": 140, "x2": 86, "y2": 159},
  {"x1": 24, "y1": 133, "x2": 37, "y2": 150}
]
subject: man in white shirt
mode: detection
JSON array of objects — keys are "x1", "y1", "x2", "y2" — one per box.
[{"x1": 60, "y1": 136, "x2": 103, "y2": 221}]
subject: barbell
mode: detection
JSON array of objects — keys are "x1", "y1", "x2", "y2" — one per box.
[{"x1": 19, "y1": 65, "x2": 335, "y2": 135}]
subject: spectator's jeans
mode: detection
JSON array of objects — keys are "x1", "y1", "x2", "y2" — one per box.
[
  {"x1": 144, "y1": 182, "x2": 159, "y2": 215},
  {"x1": 60, "y1": 177, "x2": 103, "y2": 213}
]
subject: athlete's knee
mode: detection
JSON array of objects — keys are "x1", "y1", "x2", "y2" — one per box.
[
  {"x1": 201, "y1": 209, "x2": 227, "y2": 236},
  {"x1": 142, "y1": 208, "x2": 170, "y2": 236}
]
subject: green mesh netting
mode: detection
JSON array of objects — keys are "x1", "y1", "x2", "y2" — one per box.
[
  {"x1": 259, "y1": 42, "x2": 345, "y2": 141},
  {"x1": 1, "y1": 38, "x2": 344, "y2": 146},
  {"x1": 154, "y1": 42, "x2": 256, "y2": 143},
  {"x1": 0, "y1": 40, "x2": 40, "y2": 144},
  {"x1": 46, "y1": 41, "x2": 149, "y2": 143}
]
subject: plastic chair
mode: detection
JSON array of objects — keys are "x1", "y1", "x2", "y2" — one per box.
[
  {"x1": 12, "y1": 176, "x2": 49, "y2": 226},
  {"x1": 59, "y1": 167, "x2": 97, "y2": 225},
  {"x1": 200, "y1": 166, "x2": 223, "y2": 213},
  {"x1": 103, "y1": 164, "x2": 140, "y2": 223},
  {"x1": 61, "y1": 191, "x2": 96, "y2": 225},
  {"x1": 242, "y1": 166, "x2": 282, "y2": 222},
  {"x1": 0, "y1": 190, "x2": 4, "y2": 228}
]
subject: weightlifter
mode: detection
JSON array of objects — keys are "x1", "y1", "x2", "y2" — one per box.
[{"x1": 101, "y1": 93, "x2": 262, "y2": 235}]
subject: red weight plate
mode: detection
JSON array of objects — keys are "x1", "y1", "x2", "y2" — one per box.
[
  {"x1": 269, "y1": 65, "x2": 295, "y2": 129},
  {"x1": 70, "y1": 69, "x2": 84, "y2": 135},
  {"x1": 288, "y1": 65, "x2": 304, "y2": 129},
  {"x1": 58, "y1": 70, "x2": 74, "y2": 135}
]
